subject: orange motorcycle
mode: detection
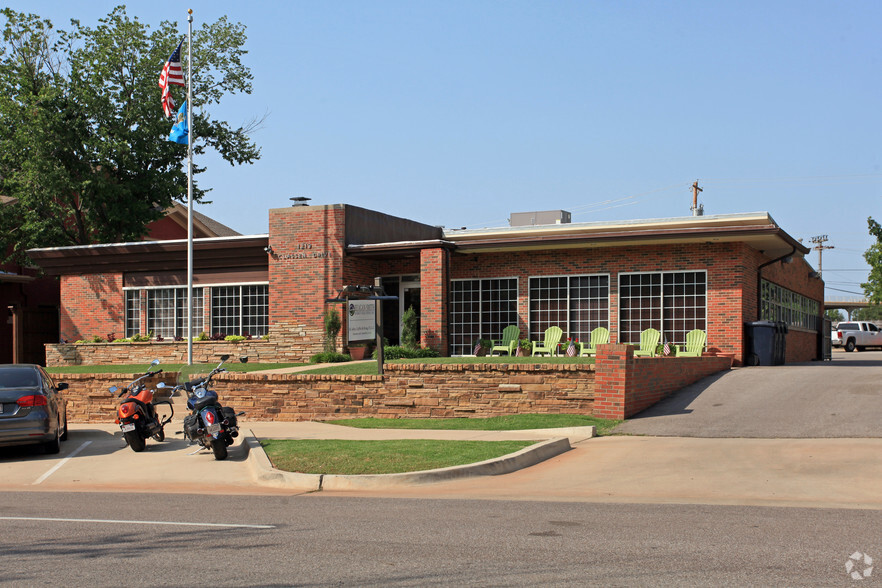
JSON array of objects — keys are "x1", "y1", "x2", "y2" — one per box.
[{"x1": 109, "y1": 360, "x2": 173, "y2": 452}]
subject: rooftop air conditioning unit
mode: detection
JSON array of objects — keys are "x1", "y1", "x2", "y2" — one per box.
[{"x1": 509, "y1": 210, "x2": 572, "y2": 227}]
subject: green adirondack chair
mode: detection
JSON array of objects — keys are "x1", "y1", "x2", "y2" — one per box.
[
  {"x1": 579, "y1": 326, "x2": 610, "y2": 357},
  {"x1": 490, "y1": 325, "x2": 521, "y2": 356},
  {"x1": 675, "y1": 329, "x2": 707, "y2": 357},
  {"x1": 633, "y1": 328, "x2": 661, "y2": 357},
  {"x1": 532, "y1": 326, "x2": 564, "y2": 357}
]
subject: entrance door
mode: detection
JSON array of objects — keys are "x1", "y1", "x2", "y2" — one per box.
[{"x1": 401, "y1": 281, "x2": 421, "y2": 346}]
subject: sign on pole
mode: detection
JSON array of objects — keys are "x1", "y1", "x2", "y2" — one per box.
[{"x1": 348, "y1": 300, "x2": 376, "y2": 342}]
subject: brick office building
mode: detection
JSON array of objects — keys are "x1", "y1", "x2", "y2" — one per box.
[{"x1": 28, "y1": 204, "x2": 824, "y2": 366}]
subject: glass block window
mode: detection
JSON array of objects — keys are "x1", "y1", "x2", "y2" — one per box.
[
  {"x1": 210, "y1": 284, "x2": 269, "y2": 337},
  {"x1": 619, "y1": 271, "x2": 706, "y2": 345},
  {"x1": 529, "y1": 275, "x2": 609, "y2": 343},
  {"x1": 449, "y1": 278, "x2": 518, "y2": 356},
  {"x1": 761, "y1": 280, "x2": 819, "y2": 331},
  {"x1": 125, "y1": 290, "x2": 141, "y2": 338},
  {"x1": 146, "y1": 287, "x2": 203, "y2": 339}
]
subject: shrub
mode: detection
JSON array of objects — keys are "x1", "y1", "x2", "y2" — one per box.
[
  {"x1": 195, "y1": 332, "x2": 210, "y2": 341},
  {"x1": 323, "y1": 308, "x2": 341, "y2": 353},
  {"x1": 130, "y1": 333, "x2": 151, "y2": 342},
  {"x1": 91, "y1": 335, "x2": 105, "y2": 343},
  {"x1": 106, "y1": 333, "x2": 116, "y2": 343},
  {"x1": 225, "y1": 335, "x2": 246, "y2": 342},
  {"x1": 401, "y1": 306, "x2": 419, "y2": 350},
  {"x1": 518, "y1": 339, "x2": 533, "y2": 352},
  {"x1": 210, "y1": 332, "x2": 226, "y2": 341},
  {"x1": 374, "y1": 345, "x2": 440, "y2": 360},
  {"x1": 261, "y1": 334, "x2": 270, "y2": 340},
  {"x1": 309, "y1": 351, "x2": 351, "y2": 364}
]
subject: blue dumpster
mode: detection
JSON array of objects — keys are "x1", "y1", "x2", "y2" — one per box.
[{"x1": 745, "y1": 321, "x2": 776, "y2": 366}]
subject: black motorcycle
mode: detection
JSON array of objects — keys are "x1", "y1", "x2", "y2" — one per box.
[{"x1": 166, "y1": 355, "x2": 245, "y2": 460}]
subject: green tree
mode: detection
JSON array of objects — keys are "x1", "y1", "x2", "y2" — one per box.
[
  {"x1": 861, "y1": 217, "x2": 882, "y2": 303},
  {"x1": 0, "y1": 7, "x2": 261, "y2": 261},
  {"x1": 825, "y1": 309, "x2": 843, "y2": 322},
  {"x1": 401, "y1": 306, "x2": 419, "y2": 350},
  {"x1": 323, "y1": 307, "x2": 341, "y2": 353},
  {"x1": 852, "y1": 305, "x2": 882, "y2": 321}
]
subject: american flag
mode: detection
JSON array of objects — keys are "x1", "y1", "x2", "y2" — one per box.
[
  {"x1": 566, "y1": 339, "x2": 576, "y2": 357},
  {"x1": 159, "y1": 39, "x2": 186, "y2": 117},
  {"x1": 663, "y1": 338, "x2": 671, "y2": 356},
  {"x1": 473, "y1": 341, "x2": 481, "y2": 355}
]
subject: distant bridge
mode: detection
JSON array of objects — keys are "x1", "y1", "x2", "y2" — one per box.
[{"x1": 825, "y1": 296, "x2": 877, "y2": 319}]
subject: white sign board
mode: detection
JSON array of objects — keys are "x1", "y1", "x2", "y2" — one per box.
[{"x1": 347, "y1": 300, "x2": 376, "y2": 342}]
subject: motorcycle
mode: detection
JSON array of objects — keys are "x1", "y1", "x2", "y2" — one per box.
[
  {"x1": 166, "y1": 354, "x2": 245, "y2": 461},
  {"x1": 109, "y1": 359, "x2": 173, "y2": 452}
]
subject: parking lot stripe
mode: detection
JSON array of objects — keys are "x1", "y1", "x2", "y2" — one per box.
[
  {"x1": 0, "y1": 516, "x2": 275, "y2": 529},
  {"x1": 32, "y1": 441, "x2": 92, "y2": 485}
]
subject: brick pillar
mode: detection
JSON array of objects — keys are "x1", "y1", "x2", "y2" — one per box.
[
  {"x1": 268, "y1": 205, "x2": 345, "y2": 359},
  {"x1": 420, "y1": 248, "x2": 448, "y2": 354},
  {"x1": 593, "y1": 343, "x2": 633, "y2": 420}
]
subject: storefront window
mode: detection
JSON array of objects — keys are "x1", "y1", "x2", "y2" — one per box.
[
  {"x1": 619, "y1": 271, "x2": 706, "y2": 346},
  {"x1": 529, "y1": 275, "x2": 609, "y2": 343},
  {"x1": 760, "y1": 280, "x2": 819, "y2": 330},
  {"x1": 144, "y1": 287, "x2": 203, "y2": 339},
  {"x1": 211, "y1": 284, "x2": 268, "y2": 337},
  {"x1": 449, "y1": 278, "x2": 518, "y2": 356}
]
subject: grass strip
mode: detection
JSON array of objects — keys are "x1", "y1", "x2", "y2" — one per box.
[
  {"x1": 46, "y1": 363, "x2": 305, "y2": 374},
  {"x1": 260, "y1": 439, "x2": 534, "y2": 475},
  {"x1": 299, "y1": 356, "x2": 595, "y2": 375},
  {"x1": 328, "y1": 413, "x2": 621, "y2": 436}
]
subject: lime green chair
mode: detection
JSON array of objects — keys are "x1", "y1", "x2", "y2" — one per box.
[
  {"x1": 675, "y1": 329, "x2": 707, "y2": 357},
  {"x1": 579, "y1": 327, "x2": 610, "y2": 357},
  {"x1": 532, "y1": 326, "x2": 563, "y2": 357},
  {"x1": 633, "y1": 328, "x2": 661, "y2": 357},
  {"x1": 490, "y1": 325, "x2": 521, "y2": 356}
]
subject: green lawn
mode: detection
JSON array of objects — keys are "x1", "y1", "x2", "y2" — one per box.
[
  {"x1": 328, "y1": 413, "x2": 621, "y2": 436},
  {"x1": 299, "y1": 356, "x2": 595, "y2": 375},
  {"x1": 260, "y1": 439, "x2": 534, "y2": 475},
  {"x1": 46, "y1": 362, "x2": 305, "y2": 374}
]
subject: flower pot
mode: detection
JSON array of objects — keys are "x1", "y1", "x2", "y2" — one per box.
[{"x1": 349, "y1": 346, "x2": 369, "y2": 360}]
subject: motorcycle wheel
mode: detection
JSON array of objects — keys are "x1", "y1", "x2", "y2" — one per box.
[
  {"x1": 153, "y1": 427, "x2": 165, "y2": 442},
  {"x1": 125, "y1": 431, "x2": 146, "y2": 452},
  {"x1": 210, "y1": 438, "x2": 228, "y2": 461}
]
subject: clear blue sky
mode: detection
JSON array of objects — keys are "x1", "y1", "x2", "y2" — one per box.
[{"x1": 10, "y1": 1, "x2": 882, "y2": 300}]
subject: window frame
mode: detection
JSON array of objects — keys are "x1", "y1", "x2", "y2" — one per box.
[{"x1": 617, "y1": 270, "x2": 707, "y2": 346}]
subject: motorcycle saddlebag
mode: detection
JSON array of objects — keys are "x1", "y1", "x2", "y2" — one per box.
[
  {"x1": 221, "y1": 406, "x2": 238, "y2": 428},
  {"x1": 182, "y1": 414, "x2": 200, "y2": 440}
]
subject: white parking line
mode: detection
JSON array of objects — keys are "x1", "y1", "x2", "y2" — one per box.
[
  {"x1": 32, "y1": 441, "x2": 92, "y2": 485},
  {"x1": 0, "y1": 516, "x2": 275, "y2": 529}
]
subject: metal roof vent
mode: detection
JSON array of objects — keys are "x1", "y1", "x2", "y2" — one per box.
[{"x1": 290, "y1": 196, "x2": 311, "y2": 206}]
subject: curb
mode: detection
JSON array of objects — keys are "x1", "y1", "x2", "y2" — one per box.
[{"x1": 245, "y1": 430, "x2": 574, "y2": 491}]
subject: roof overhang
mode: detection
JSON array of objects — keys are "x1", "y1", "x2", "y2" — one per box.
[{"x1": 27, "y1": 235, "x2": 269, "y2": 275}]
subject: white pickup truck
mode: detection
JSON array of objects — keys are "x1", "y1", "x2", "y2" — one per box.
[{"x1": 832, "y1": 321, "x2": 882, "y2": 352}]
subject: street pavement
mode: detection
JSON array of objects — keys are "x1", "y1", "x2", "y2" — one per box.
[{"x1": 2, "y1": 349, "x2": 880, "y2": 510}]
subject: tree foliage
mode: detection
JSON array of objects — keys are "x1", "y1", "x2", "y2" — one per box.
[
  {"x1": 0, "y1": 6, "x2": 261, "y2": 260},
  {"x1": 861, "y1": 217, "x2": 882, "y2": 303},
  {"x1": 852, "y1": 305, "x2": 882, "y2": 321},
  {"x1": 824, "y1": 308, "x2": 843, "y2": 322}
]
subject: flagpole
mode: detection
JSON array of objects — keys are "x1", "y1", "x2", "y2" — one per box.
[{"x1": 186, "y1": 8, "x2": 194, "y2": 366}]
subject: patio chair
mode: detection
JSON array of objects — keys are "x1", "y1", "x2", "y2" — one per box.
[
  {"x1": 633, "y1": 328, "x2": 661, "y2": 357},
  {"x1": 532, "y1": 326, "x2": 563, "y2": 357},
  {"x1": 579, "y1": 327, "x2": 610, "y2": 357},
  {"x1": 675, "y1": 329, "x2": 707, "y2": 357},
  {"x1": 490, "y1": 325, "x2": 521, "y2": 356}
]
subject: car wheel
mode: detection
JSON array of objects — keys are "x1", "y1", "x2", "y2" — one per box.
[
  {"x1": 845, "y1": 340, "x2": 856, "y2": 352},
  {"x1": 59, "y1": 413, "x2": 68, "y2": 442},
  {"x1": 43, "y1": 425, "x2": 61, "y2": 455}
]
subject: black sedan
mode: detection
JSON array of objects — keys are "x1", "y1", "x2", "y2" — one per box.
[{"x1": 0, "y1": 365, "x2": 68, "y2": 453}]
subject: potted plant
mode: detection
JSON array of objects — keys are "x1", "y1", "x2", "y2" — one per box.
[
  {"x1": 347, "y1": 342, "x2": 372, "y2": 360},
  {"x1": 516, "y1": 339, "x2": 532, "y2": 356},
  {"x1": 473, "y1": 338, "x2": 492, "y2": 356}
]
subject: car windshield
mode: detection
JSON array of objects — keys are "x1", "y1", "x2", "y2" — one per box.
[{"x1": 0, "y1": 367, "x2": 39, "y2": 389}]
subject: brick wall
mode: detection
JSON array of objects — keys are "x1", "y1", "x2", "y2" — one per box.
[
  {"x1": 420, "y1": 248, "x2": 448, "y2": 352},
  {"x1": 593, "y1": 344, "x2": 733, "y2": 419},
  {"x1": 268, "y1": 205, "x2": 345, "y2": 358},
  {"x1": 60, "y1": 273, "x2": 124, "y2": 342}
]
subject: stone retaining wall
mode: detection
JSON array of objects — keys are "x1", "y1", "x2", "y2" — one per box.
[{"x1": 58, "y1": 350, "x2": 732, "y2": 424}]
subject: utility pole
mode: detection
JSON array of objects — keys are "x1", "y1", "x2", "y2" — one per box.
[
  {"x1": 810, "y1": 234, "x2": 833, "y2": 278},
  {"x1": 691, "y1": 181, "x2": 703, "y2": 216}
]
